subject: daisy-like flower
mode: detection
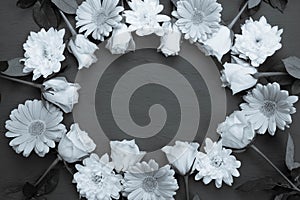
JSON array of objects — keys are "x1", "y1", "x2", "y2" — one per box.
[
  {"x1": 232, "y1": 16, "x2": 283, "y2": 67},
  {"x1": 124, "y1": 160, "x2": 179, "y2": 200},
  {"x1": 172, "y1": 0, "x2": 222, "y2": 43},
  {"x1": 124, "y1": 0, "x2": 171, "y2": 36},
  {"x1": 73, "y1": 153, "x2": 123, "y2": 200},
  {"x1": 194, "y1": 138, "x2": 241, "y2": 188},
  {"x1": 76, "y1": 0, "x2": 124, "y2": 41},
  {"x1": 240, "y1": 82, "x2": 298, "y2": 135},
  {"x1": 5, "y1": 100, "x2": 66, "y2": 157},
  {"x1": 22, "y1": 28, "x2": 65, "y2": 80}
]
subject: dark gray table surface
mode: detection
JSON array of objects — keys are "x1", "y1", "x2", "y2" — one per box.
[{"x1": 0, "y1": 0, "x2": 300, "y2": 200}]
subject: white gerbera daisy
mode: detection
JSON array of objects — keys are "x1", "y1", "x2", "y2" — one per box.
[
  {"x1": 172, "y1": 0, "x2": 222, "y2": 43},
  {"x1": 76, "y1": 0, "x2": 124, "y2": 41},
  {"x1": 240, "y1": 83, "x2": 298, "y2": 135},
  {"x1": 194, "y1": 138, "x2": 241, "y2": 188},
  {"x1": 124, "y1": 160, "x2": 179, "y2": 200},
  {"x1": 124, "y1": 0, "x2": 171, "y2": 36},
  {"x1": 22, "y1": 28, "x2": 65, "y2": 80},
  {"x1": 73, "y1": 153, "x2": 123, "y2": 200},
  {"x1": 5, "y1": 99, "x2": 66, "y2": 157},
  {"x1": 232, "y1": 16, "x2": 283, "y2": 67}
]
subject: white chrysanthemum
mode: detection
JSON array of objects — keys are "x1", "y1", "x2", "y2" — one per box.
[
  {"x1": 124, "y1": 0, "x2": 171, "y2": 36},
  {"x1": 22, "y1": 28, "x2": 65, "y2": 80},
  {"x1": 240, "y1": 83, "x2": 298, "y2": 135},
  {"x1": 172, "y1": 0, "x2": 222, "y2": 43},
  {"x1": 73, "y1": 153, "x2": 123, "y2": 200},
  {"x1": 124, "y1": 160, "x2": 179, "y2": 200},
  {"x1": 232, "y1": 16, "x2": 283, "y2": 67},
  {"x1": 194, "y1": 138, "x2": 241, "y2": 188},
  {"x1": 76, "y1": 0, "x2": 124, "y2": 41},
  {"x1": 5, "y1": 100, "x2": 66, "y2": 157}
]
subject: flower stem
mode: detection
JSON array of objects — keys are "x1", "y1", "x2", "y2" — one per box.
[
  {"x1": 0, "y1": 74, "x2": 42, "y2": 89},
  {"x1": 63, "y1": 160, "x2": 74, "y2": 176},
  {"x1": 184, "y1": 175, "x2": 190, "y2": 200},
  {"x1": 253, "y1": 72, "x2": 289, "y2": 79},
  {"x1": 250, "y1": 144, "x2": 300, "y2": 192},
  {"x1": 228, "y1": 1, "x2": 249, "y2": 29},
  {"x1": 59, "y1": 10, "x2": 77, "y2": 36},
  {"x1": 34, "y1": 155, "x2": 62, "y2": 187}
]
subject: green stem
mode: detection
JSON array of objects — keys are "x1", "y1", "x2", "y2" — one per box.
[
  {"x1": 250, "y1": 145, "x2": 300, "y2": 192},
  {"x1": 228, "y1": 1, "x2": 249, "y2": 29},
  {"x1": 184, "y1": 175, "x2": 190, "y2": 200},
  {"x1": 34, "y1": 155, "x2": 61, "y2": 187},
  {"x1": 0, "y1": 74, "x2": 42, "y2": 89},
  {"x1": 59, "y1": 10, "x2": 77, "y2": 36},
  {"x1": 253, "y1": 72, "x2": 289, "y2": 79},
  {"x1": 63, "y1": 160, "x2": 74, "y2": 176}
]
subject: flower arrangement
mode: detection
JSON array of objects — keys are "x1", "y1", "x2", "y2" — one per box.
[{"x1": 1, "y1": 0, "x2": 300, "y2": 199}]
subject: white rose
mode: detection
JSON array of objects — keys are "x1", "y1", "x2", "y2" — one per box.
[
  {"x1": 58, "y1": 123, "x2": 96, "y2": 163},
  {"x1": 110, "y1": 139, "x2": 146, "y2": 172},
  {"x1": 105, "y1": 24, "x2": 136, "y2": 55},
  {"x1": 158, "y1": 22, "x2": 182, "y2": 57},
  {"x1": 220, "y1": 62, "x2": 258, "y2": 95},
  {"x1": 162, "y1": 141, "x2": 199, "y2": 175},
  {"x1": 68, "y1": 34, "x2": 99, "y2": 70},
  {"x1": 42, "y1": 77, "x2": 80, "y2": 113},
  {"x1": 196, "y1": 25, "x2": 232, "y2": 62},
  {"x1": 217, "y1": 111, "x2": 255, "y2": 149}
]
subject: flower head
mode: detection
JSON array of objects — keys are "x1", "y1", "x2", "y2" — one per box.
[
  {"x1": 162, "y1": 141, "x2": 199, "y2": 175},
  {"x1": 172, "y1": 0, "x2": 222, "y2": 43},
  {"x1": 124, "y1": 0, "x2": 171, "y2": 36},
  {"x1": 217, "y1": 111, "x2": 255, "y2": 149},
  {"x1": 124, "y1": 160, "x2": 179, "y2": 200},
  {"x1": 68, "y1": 34, "x2": 99, "y2": 70},
  {"x1": 110, "y1": 139, "x2": 146, "y2": 173},
  {"x1": 232, "y1": 16, "x2": 283, "y2": 67},
  {"x1": 240, "y1": 83, "x2": 298, "y2": 135},
  {"x1": 58, "y1": 123, "x2": 96, "y2": 163},
  {"x1": 194, "y1": 138, "x2": 241, "y2": 188},
  {"x1": 22, "y1": 28, "x2": 65, "y2": 80},
  {"x1": 5, "y1": 99, "x2": 66, "y2": 157},
  {"x1": 73, "y1": 153, "x2": 123, "y2": 200},
  {"x1": 42, "y1": 77, "x2": 81, "y2": 113},
  {"x1": 76, "y1": 0, "x2": 124, "y2": 41}
]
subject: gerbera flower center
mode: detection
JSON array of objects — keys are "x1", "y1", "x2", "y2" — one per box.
[
  {"x1": 142, "y1": 176, "x2": 158, "y2": 192},
  {"x1": 260, "y1": 100, "x2": 277, "y2": 117},
  {"x1": 210, "y1": 156, "x2": 223, "y2": 168},
  {"x1": 28, "y1": 120, "x2": 46, "y2": 136},
  {"x1": 94, "y1": 11, "x2": 107, "y2": 27},
  {"x1": 192, "y1": 9, "x2": 205, "y2": 25}
]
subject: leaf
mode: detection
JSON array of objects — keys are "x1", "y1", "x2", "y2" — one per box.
[
  {"x1": 1, "y1": 58, "x2": 30, "y2": 77},
  {"x1": 249, "y1": 0, "x2": 262, "y2": 9},
  {"x1": 282, "y1": 56, "x2": 300, "y2": 79},
  {"x1": 193, "y1": 194, "x2": 201, "y2": 200},
  {"x1": 291, "y1": 80, "x2": 300, "y2": 95},
  {"x1": 36, "y1": 168, "x2": 59, "y2": 196},
  {"x1": 51, "y1": 0, "x2": 78, "y2": 14},
  {"x1": 33, "y1": 0, "x2": 60, "y2": 29},
  {"x1": 291, "y1": 167, "x2": 300, "y2": 185},
  {"x1": 17, "y1": 0, "x2": 38, "y2": 8},
  {"x1": 241, "y1": 1, "x2": 261, "y2": 18},
  {"x1": 235, "y1": 177, "x2": 280, "y2": 191},
  {"x1": 171, "y1": 0, "x2": 179, "y2": 7},
  {"x1": 285, "y1": 134, "x2": 300, "y2": 171},
  {"x1": 269, "y1": 0, "x2": 288, "y2": 13},
  {"x1": 22, "y1": 182, "x2": 37, "y2": 199},
  {"x1": 274, "y1": 192, "x2": 300, "y2": 200}
]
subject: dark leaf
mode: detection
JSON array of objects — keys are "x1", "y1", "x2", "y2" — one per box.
[
  {"x1": 22, "y1": 182, "x2": 37, "y2": 198},
  {"x1": 266, "y1": 0, "x2": 288, "y2": 13},
  {"x1": 33, "y1": 0, "x2": 59, "y2": 29},
  {"x1": 241, "y1": 1, "x2": 261, "y2": 18},
  {"x1": 286, "y1": 134, "x2": 300, "y2": 171},
  {"x1": 36, "y1": 168, "x2": 59, "y2": 196},
  {"x1": 17, "y1": 0, "x2": 38, "y2": 8},
  {"x1": 1, "y1": 58, "x2": 30, "y2": 77},
  {"x1": 291, "y1": 167, "x2": 300, "y2": 186},
  {"x1": 235, "y1": 177, "x2": 280, "y2": 191},
  {"x1": 171, "y1": 0, "x2": 179, "y2": 7},
  {"x1": 274, "y1": 192, "x2": 300, "y2": 200},
  {"x1": 193, "y1": 194, "x2": 201, "y2": 200},
  {"x1": 249, "y1": 0, "x2": 262, "y2": 9},
  {"x1": 291, "y1": 80, "x2": 300, "y2": 95},
  {"x1": 51, "y1": 0, "x2": 78, "y2": 14},
  {"x1": 282, "y1": 57, "x2": 300, "y2": 79}
]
